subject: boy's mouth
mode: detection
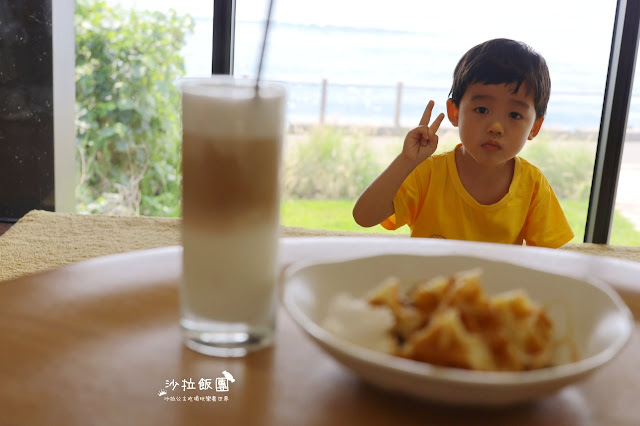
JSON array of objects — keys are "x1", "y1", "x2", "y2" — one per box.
[{"x1": 481, "y1": 141, "x2": 501, "y2": 151}]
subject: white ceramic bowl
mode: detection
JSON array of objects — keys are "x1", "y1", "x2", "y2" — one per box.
[{"x1": 282, "y1": 254, "x2": 634, "y2": 406}]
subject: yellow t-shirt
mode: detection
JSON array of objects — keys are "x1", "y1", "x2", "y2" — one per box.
[{"x1": 381, "y1": 145, "x2": 575, "y2": 247}]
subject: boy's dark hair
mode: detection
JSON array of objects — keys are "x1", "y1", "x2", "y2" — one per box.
[{"x1": 449, "y1": 38, "x2": 551, "y2": 118}]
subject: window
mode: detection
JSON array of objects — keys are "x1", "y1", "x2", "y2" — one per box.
[
  {"x1": 234, "y1": 0, "x2": 620, "y2": 240},
  {"x1": 1, "y1": 0, "x2": 637, "y2": 246}
]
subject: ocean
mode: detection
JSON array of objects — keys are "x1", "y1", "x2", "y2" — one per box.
[{"x1": 181, "y1": 18, "x2": 640, "y2": 133}]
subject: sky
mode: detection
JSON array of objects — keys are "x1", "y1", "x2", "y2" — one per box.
[
  {"x1": 107, "y1": 0, "x2": 612, "y2": 32},
  {"x1": 101, "y1": 1, "x2": 628, "y2": 88},
  {"x1": 106, "y1": 0, "x2": 616, "y2": 61}
]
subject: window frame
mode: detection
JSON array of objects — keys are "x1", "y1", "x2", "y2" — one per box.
[{"x1": 212, "y1": 0, "x2": 235, "y2": 74}]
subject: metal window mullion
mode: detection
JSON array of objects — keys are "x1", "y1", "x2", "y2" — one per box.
[
  {"x1": 212, "y1": 0, "x2": 235, "y2": 75},
  {"x1": 585, "y1": 0, "x2": 640, "y2": 244}
]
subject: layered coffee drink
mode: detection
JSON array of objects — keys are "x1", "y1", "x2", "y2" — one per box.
[{"x1": 179, "y1": 77, "x2": 286, "y2": 357}]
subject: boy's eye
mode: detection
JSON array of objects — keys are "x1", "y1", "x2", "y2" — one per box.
[
  {"x1": 509, "y1": 112, "x2": 523, "y2": 119},
  {"x1": 474, "y1": 107, "x2": 489, "y2": 114}
]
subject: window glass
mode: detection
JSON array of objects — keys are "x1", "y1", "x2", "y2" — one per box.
[
  {"x1": 235, "y1": 0, "x2": 618, "y2": 240},
  {"x1": 611, "y1": 50, "x2": 640, "y2": 246}
]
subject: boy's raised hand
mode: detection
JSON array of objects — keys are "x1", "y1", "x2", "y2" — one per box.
[{"x1": 402, "y1": 100, "x2": 445, "y2": 164}]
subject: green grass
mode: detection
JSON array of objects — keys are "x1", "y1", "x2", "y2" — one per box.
[
  {"x1": 281, "y1": 199, "x2": 407, "y2": 234},
  {"x1": 281, "y1": 199, "x2": 640, "y2": 246},
  {"x1": 560, "y1": 200, "x2": 640, "y2": 245}
]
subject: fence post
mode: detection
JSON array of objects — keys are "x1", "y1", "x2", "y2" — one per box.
[
  {"x1": 320, "y1": 79, "x2": 327, "y2": 125},
  {"x1": 395, "y1": 81, "x2": 403, "y2": 128}
]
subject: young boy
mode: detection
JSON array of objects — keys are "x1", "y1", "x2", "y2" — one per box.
[{"x1": 353, "y1": 38, "x2": 574, "y2": 248}]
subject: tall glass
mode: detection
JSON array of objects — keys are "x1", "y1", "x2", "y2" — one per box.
[{"x1": 179, "y1": 76, "x2": 286, "y2": 357}]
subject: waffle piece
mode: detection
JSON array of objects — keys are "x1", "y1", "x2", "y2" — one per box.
[
  {"x1": 490, "y1": 290, "x2": 554, "y2": 370},
  {"x1": 368, "y1": 269, "x2": 555, "y2": 371},
  {"x1": 366, "y1": 277, "x2": 425, "y2": 341},
  {"x1": 400, "y1": 308, "x2": 496, "y2": 370}
]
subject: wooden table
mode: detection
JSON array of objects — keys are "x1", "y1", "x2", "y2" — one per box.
[{"x1": 0, "y1": 238, "x2": 638, "y2": 425}]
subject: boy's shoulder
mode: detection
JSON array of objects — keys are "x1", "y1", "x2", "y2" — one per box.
[
  {"x1": 435, "y1": 148, "x2": 455, "y2": 160},
  {"x1": 517, "y1": 156, "x2": 544, "y2": 176},
  {"x1": 516, "y1": 156, "x2": 552, "y2": 187},
  {"x1": 415, "y1": 147, "x2": 454, "y2": 172},
  {"x1": 430, "y1": 147, "x2": 457, "y2": 164}
]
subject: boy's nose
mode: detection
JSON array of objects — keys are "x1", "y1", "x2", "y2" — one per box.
[{"x1": 487, "y1": 121, "x2": 504, "y2": 136}]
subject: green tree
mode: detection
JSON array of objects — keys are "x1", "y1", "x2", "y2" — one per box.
[{"x1": 75, "y1": 0, "x2": 194, "y2": 216}]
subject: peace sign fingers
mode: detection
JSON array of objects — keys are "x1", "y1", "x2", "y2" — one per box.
[
  {"x1": 418, "y1": 100, "x2": 435, "y2": 126},
  {"x1": 419, "y1": 100, "x2": 445, "y2": 132},
  {"x1": 401, "y1": 100, "x2": 445, "y2": 164},
  {"x1": 430, "y1": 111, "x2": 446, "y2": 134}
]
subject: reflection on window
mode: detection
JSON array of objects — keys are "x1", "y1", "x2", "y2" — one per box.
[
  {"x1": 0, "y1": 0, "x2": 54, "y2": 219},
  {"x1": 235, "y1": 0, "x2": 623, "y2": 240}
]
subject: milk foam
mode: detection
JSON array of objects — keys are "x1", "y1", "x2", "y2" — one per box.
[{"x1": 181, "y1": 77, "x2": 286, "y2": 141}]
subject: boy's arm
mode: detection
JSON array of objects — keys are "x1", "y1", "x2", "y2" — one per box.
[
  {"x1": 353, "y1": 101, "x2": 445, "y2": 227},
  {"x1": 353, "y1": 154, "x2": 420, "y2": 227}
]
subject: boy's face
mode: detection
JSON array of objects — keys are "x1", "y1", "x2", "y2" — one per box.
[{"x1": 446, "y1": 83, "x2": 544, "y2": 168}]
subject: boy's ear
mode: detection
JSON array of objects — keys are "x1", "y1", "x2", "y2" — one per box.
[
  {"x1": 446, "y1": 98, "x2": 459, "y2": 127},
  {"x1": 528, "y1": 116, "x2": 544, "y2": 140}
]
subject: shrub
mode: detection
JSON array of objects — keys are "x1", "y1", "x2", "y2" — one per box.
[
  {"x1": 283, "y1": 126, "x2": 381, "y2": 200},
  {"x1": 75, "y1": 0, "x2": 193, "y2": 216},
  {"x1": 520, "y1": 136, "x2": 595, "y2": 201}
]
